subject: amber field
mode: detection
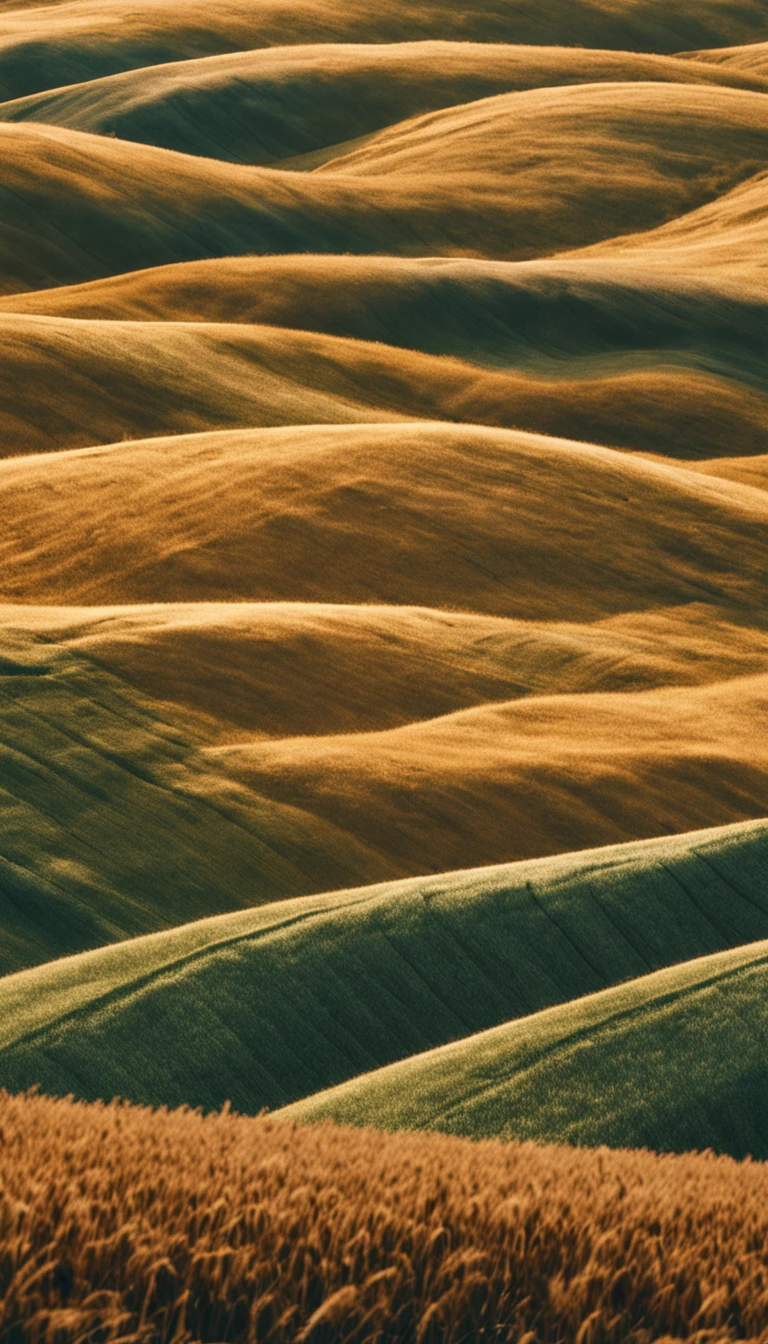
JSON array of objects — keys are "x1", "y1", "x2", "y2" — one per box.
[{"x1": 0, "y1": 1090, "x2": 766, "y2": 1344}]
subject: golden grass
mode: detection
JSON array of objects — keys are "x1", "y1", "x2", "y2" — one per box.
[
  {"x1": 1, "y1": 422, "x2": 766, "y2": 617},
  {"x1": 2, "y1": 1088, "x2": 768, "y2": 1343},
  {"x1": 689, "y1": 40, "x2": 768, "y2": 73},
  {"x1": 3, "y1": 82, "x2": 768, "y2": 292},
  {"x1": 9, "y1": 600, "x2": 768, "y2": 740},
  {"x1": 1, "y1": 41, "x2": 764, "y2": 164},
  {"x1": 689, "y1": 454, "x2": 768, "y2": 489},
  {"x1": 571, "y1": 170, "x2": 768, "y2": 285},
  {"x1": 215, "y1": 673, "x2": 768, "y2": 871},
  {"x1": 0, "y1": 309, "x2": 765, "y2": 461},
  {"x1": 1, "y1": 0, "x2": 766, "y2": 101}
]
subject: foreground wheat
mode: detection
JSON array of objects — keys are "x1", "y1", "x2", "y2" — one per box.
[{"x1": 1, "y1": 1092, "x2": 768, "y2": 1342}]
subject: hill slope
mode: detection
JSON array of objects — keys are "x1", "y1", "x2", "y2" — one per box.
[
  {"x1": 3, "y1": 254, "x2": 764, "y2": 387},
  {"x1": 0, "y1": 628, "x2": 390, "y2": 975},
  {"x1": 2, "y1": 42, "x2": 765, "y2": 164},
  {"x1": 217, "y1": 673, "x2": 768, "y2": 870},
  {"x1": 0, "y1": 820, "x2": 764, "y2": 1113},
  {"x1": 282, "y1": 937, "x2": 768, "y2": 1160},
  {"x1": 571, "y1": 170, "x2": 768, "y2": 285},
  {"x1": 12, "y1": 600, "x2": 767, "y2": 740},
  {"x1": 3, "y1": 82, "x2": 768, "y2": 291},
  {"x1": 2, "y1": 422, "x2": 766, "y2": 614},
  {"x1": 0, "y1": 0, "x2": 766, "y2": 99},
  {"x1": 1, "y1": 310, "x2": 765, "y2": 461}
]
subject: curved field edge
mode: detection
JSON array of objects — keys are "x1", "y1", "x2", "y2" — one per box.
[
  {"x1": 280, "y1": 935, "x2": 768, "y2": 1159},
  {"x1": 0, "y1": 817, "x2": 765, "y2": 1114}
]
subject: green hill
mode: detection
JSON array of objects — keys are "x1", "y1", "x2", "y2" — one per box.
[
  {"x1": 281, "y1": 936, "x2": 768, "y2": 1160},
  {"x1": 0, "y1": 819, "x2": 764, "y2": 1116}
]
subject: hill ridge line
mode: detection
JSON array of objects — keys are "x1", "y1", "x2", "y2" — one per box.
[
  {"x1": 1, "y1": 816, "x2": 765, "y2": 1056},
  {"x1": 432, "y1": 940, "x2": 768, "y2": 1128}
]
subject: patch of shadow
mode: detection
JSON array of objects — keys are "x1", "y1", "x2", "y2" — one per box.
[{"x1": 0, "y1": 657, "x2": 51, "y2": 677}]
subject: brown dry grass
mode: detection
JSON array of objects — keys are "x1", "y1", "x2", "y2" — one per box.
[{"x1": 2, "y1": 1089, "x2": 768, "y2": 1343}]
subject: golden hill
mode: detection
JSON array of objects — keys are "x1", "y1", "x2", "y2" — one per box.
[
  {"x1": 0, "y1": 311, "x2": 765, "y2": 460},
  {"x1": 689, "y1": 39, "x2": 768, "y2": 71},
  {"x1": 572, "y1": 168, "x2": 768, "y2": 284},
  {"x1": 1, "y1": 42, "x2": 765, "y2": 164},
  {"x1": 0, "y1": 0, "x2": 767, "y2": 1249},
  {"x1": 2, "y1": 422, "x2": 766, "y2": 614},
  {"x1": 3, "y1": 82, "x2": 768, "y2": 291},
  {"x1": 1, "y1": 0, "x2": 767, "y2": 100},
  {"x1": 9, "y1": 600, "x2": 768, "y2": 740},
  {"x1": 215, "y1": 673, "x2": 768, "y2": 872},
  {"x1": 3, "y1": 253, "x2": 764, "y2": 389}
]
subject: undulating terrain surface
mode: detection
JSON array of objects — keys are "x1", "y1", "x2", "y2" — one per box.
[{"x1": 2, "y1": 0, "x2": 768, "y2": 1338}]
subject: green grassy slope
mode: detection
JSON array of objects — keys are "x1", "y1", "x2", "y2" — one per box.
[
  {"x1": 281, "y1": 937, "x2": 768, "y2": 1160},
  {"x1": 2, "y1": 42, "x2": 764, "y2": 164},
  {"x1": 3, "y1": 82, "x2": 768, "y2": 291},
  {"x1": 0, "y1": 627, "x2": 391, "y2": 975},
  {"x1": 0, "y1": 0, "x2": 765, "y2": 100},
  {"x1": 0, "y1": 820, "x2": 764, "y2": 1115}
]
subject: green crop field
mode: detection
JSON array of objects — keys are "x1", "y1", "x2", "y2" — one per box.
[
  {"x1": 282, "y1": 938, "x2": 768, "y2": 1159},
  {"x1": 0, "y1": 817, "x2": 764, "y2": 1128}
]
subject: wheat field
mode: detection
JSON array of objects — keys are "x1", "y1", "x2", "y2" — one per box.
[{"x1": 3, "y1": 1089, "x2": 768, "y2": 1343}]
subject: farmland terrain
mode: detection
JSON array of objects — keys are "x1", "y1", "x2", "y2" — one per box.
[{"x1": 0, "y1": 6, "x2": 768, "y2": 1331}]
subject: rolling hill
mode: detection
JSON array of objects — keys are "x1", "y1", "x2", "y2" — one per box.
[
  {"x1": 0, "y1": 627, "x2": 392, "y2": 975},
  {"x1": 3, "y1": 81, "x2": 768, "y2": 292},
  {"x1": 0, "y1": 309, "x2": 765, "y2": 461},
  {"x1": 2, "y1": 253, "x2": 764, "y2": 389},
  {"x1": 216, "y1": 672, "x2": 768, "y2": 871},
  {"x1": 0, "y1": 0, "x2": 766, "y2": 101},
  {"x1": 0, "y1": 0, "x2": 767, "y2": 1254},
  {"x1": 282, "y1": 937, "x2": 768, "y2": 1160},
  {"x1": 3, "y1": 422, "x2": 767, "y2": 612},
  {"x1": 0, "y1": 819, "x2": 763, "y2": 1116},
  {"x1": 1, "y1": 42, "x2": 765, "y2": 164},
  {"x1": 13, "y1": 600, "x2": 768, "y2": 739},
  {"x1": 572, "y1": 168, "x2": 768, "y2": 284}
]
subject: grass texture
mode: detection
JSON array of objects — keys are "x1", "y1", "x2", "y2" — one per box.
[
  {"x1": 3, "y1": 1089, "x2": 768, "y2": 1342},
  {"x1": 283, "y1": 938, "x2": 768, "y2": 1159},
  {"x1": 0, "y1": 820, "x2": 763, "y2": 1125}
]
